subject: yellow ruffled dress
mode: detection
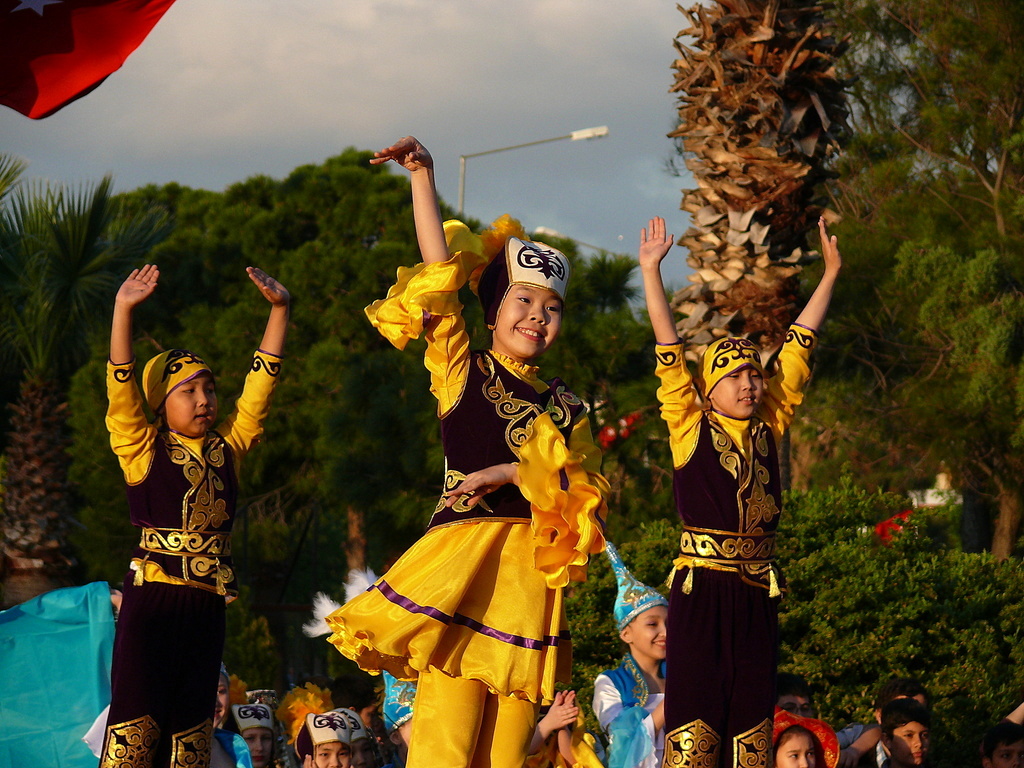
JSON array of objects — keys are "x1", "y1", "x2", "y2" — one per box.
[{"x1": 325, "y1": 220, "x2": 609, "y2": 703}]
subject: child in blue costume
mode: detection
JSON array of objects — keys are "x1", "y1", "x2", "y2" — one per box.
[
  {"x1": 638, "y1": 215, "x2": 841, "y2": 768},
  {"x1": 593, "y1": 542, "x2": 669, "y2": 768},
  {"x1": 380, "y1": 673, "x2": 416, "y2": 768},
  {"x1": 101, "y1": 264, "x2": 290, "y2": 768},
  {"x1": 324, "y1": 136, "x2": 609, "y2": 768}
]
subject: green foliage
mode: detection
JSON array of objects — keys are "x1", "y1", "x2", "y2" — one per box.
[
  {"x1": 224, "y1": 587, "x2": 280, "y2": 689},
  {"x1": 778, "y1": 486, "x2": 1024, "y2": 768}
]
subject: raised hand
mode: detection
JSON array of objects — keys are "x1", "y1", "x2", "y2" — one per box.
[
  {"x1": 370, "y1": 136, "x2": 434, "y2": 172},
  {"x1": 818, "y1": 216, "x2": 842, "y2": 275},
  {"x1": 114, "y1": 264, "x2": 160, "y2": 308},
  {"x1": 247, "y1": 267, "x2": 290, "y2": 306},
  {"x1": 638, "y1": 217, "x2": 675, "y2": 271}
]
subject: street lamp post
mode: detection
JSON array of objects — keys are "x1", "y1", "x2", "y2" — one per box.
[{"x1": 457, "y1": 125, "x2": 609, "y2": 216}]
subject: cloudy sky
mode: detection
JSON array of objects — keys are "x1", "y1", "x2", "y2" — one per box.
[{"x1": 2, "y1": 0, "x2": 695, "y2": 284}]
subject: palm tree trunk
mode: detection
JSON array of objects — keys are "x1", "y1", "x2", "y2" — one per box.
[{"x1": 1, "y1": 377, "x2": 76, "y2": 607}]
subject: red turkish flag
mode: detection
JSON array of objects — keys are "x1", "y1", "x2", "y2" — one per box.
[{"x1": 0, "y1": 0, "x2": 177, "y2": 119}]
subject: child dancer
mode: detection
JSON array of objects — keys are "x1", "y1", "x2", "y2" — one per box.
[
  {"x1": 324, "y1": 136, "x2": 609, "y2": 768},
  {"x1": 638, "y1": 215, "x2": 841, "y2": 768},
  {"x1": 100, "y1": 264, "x2": 289, "y2": 768},
  {"x1": 231, "y1": 703, "x2": 276, "y2": 768},
  {"x1": 592, "y1": 542, "x2": 669, "y2": 768}
]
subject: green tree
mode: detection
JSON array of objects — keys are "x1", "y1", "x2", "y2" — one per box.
[
  {"x1": 792, "y1": 0, "x2": 1024, "y2": 556},
  {"x1": 0, "y1": 173, "x2": 169, "y2": 606}
]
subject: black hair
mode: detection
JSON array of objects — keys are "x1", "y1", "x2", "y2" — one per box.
[
  {"x1": 332, "y1": 672, "x2": 379, "y2": 711},
  {"x1": 875, "y1": 677, "x2": 930, "y2": 710},
  {"x1": 881, "y1": 697, "x2": 931, "y2": 738},
  {"x1": 982, "y1": 722, "x2": 1024, "y2": 759},
  {"x1": 777, "y1": 672, "x2": 813, "y2": 702}
]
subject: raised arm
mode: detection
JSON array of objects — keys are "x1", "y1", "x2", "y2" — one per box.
[
  {"x1": 638, "y1": 217, "x2": 679, "y2": 344},
  {"x1": 110, "y1": 264, "x2": 159, "y2": 364},
  {"x1": 247, "y1": 267, "x2": 291, "y2": 356},
  {"x1": 371, "y1": 136, "x2": 449, "y2": 265},
  {"x1": 792, "y1": 216, "x2": 842, "y2": 332}
]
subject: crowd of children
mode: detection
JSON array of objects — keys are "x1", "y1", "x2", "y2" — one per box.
[{"x1": 31, "y1": 129, "x2": 1005, "y2": 768}]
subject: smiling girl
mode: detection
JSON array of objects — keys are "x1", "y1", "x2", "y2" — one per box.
[
  {"x1": 323, "y1": 136, "x2": 609, "y2": 768},
  {"x1": 593, "y1": 542, "x2": 669, "y2": 768}
]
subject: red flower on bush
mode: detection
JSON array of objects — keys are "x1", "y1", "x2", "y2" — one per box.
[{"x1": 876, "y1": 509, "x2": 914, "y2": 544}]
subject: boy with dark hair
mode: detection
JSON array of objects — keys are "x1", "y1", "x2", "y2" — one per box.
[
  {"x1": 874, "y1": 679, "x2": 930, "y2": 718},
  {"x1": 837, "y1": 677, "x2": 931, "y2": 768},
  {"x1": 880, "y1": 699, "x2": 930, "y2": 768},
  {"x1": 981, "y1": 722, "x2": 1024, "y2": 768},
  {"x1": 777, "y1": 673, "x2": 815, "y2": 719}
]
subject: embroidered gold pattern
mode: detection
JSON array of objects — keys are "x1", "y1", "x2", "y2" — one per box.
[
  {"x1": 707, "y1": 417, "x2": 779, "y2": 534},
  {"x1": 678, "y1": 528, "x2": 776, "y2": 562},
  {"x1": 140, "y1": 528, "x2": 231, "y2": 556},
  {"x1": 100, "y1": 715, "x2": 160, "y2": 768},
  {"x1": 733, "y1": 718, "x2": 771, "y2": 768},
  {"x1": 137, "y1": 432, "x2": 234, "y2": 593},
  {"x1": 664, "y1": 719, "x2": 720, "y2": 768},
  {"x1": 622, "y1": 654, "x2": 648, "y2": 707},
  {"x1": 170, "y1": 718, "x2": 212, "y2": 768},
  {"x1": 712, "y1": 425, "x2": 740, "y2": 479},
  {"x1": 433, "y1": 468, "x2": 494, "y2": 515},
  {"x1": 480, "y1": 354, "x2": 575, "y2": 452}
]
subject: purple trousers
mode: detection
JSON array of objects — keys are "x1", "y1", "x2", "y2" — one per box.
[
  {"x1": 99, "y1": 578, "x2": 225, "y2": 768},
  {"x1": 662, "y1": 568, "x2": 778, "y2": 768}
]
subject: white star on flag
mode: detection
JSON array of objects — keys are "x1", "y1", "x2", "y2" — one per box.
[{"x1": 11, "y1": 0, "x2": 63, "y2": 16}]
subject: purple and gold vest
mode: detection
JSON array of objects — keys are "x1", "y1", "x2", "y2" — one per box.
[
  {"x1": 673, "y1": 412, "x2": 782, "y2": 591},
  {"x1": 126, "y1": 430, "x2": 239, "y2": 596},
  {"x1": 427, "y1": 350, "x2": 585, "y2": 530}
]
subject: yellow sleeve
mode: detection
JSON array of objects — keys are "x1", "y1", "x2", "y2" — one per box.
[
  {"x1": 219, "y1": 349, "x2": 283, "y2": 462},
  {"x1": 569, "y1": 415, "x2": 612, "y2": 504},
  {"x1": 105, "y1": 359, "x2": 157, "y2": 486},
  {"x1": 365, "y1": 219, "x2": 491, "y2": 417},
  {"x1": 760, "y1": 323, "x2": 817, "y2": 441},
  {"x1": 518, "y1": 412, "x2": 609, "y2": 588},
  {"x1": 654, "y1": 343, "x2": 703, "y2": 469}
]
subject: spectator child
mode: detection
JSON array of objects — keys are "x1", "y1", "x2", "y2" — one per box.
[
  {"x1": 981, "y1": 722, "x2": 1024, "y2": 768},
  {"x1": 593, "y1": 542, "x2": 669, "y2": 768},
  {"x1": 773, "y1": 707, "x2": 840, "y2": 768},
  {"x1": 880, "y1": 699, "x2": 931, "y2": 768}
]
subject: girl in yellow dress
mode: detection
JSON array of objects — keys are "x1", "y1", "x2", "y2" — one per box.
[{"x1": 324, "y1": 136, "x2": 609, "y2": 768}]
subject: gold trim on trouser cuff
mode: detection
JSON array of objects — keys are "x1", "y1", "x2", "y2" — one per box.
[
  {"x1": 733, "y1": 718, "x2": 772, "y2": 768},
  {"x1": 663, "y1": 718, "x2": 721, "y2": 768},
  {"x1": 170, "y1": 718, "x2": 212, "y2": 768},
  {"x1": 100, "y1": 715, "x2": 160, "y2": 768}
]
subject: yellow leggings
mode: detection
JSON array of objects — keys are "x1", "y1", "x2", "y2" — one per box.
[{"x1": 406, "y1": 668, "x2": 539, "y2": 768}]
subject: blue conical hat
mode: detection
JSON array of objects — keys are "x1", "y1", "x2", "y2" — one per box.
[
  {"x1": 606, "y1": 541, "x2": 669, "y2": 630},
  {"x1": 381, "y1": 672, "x2": 416, "y2": 732}
]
